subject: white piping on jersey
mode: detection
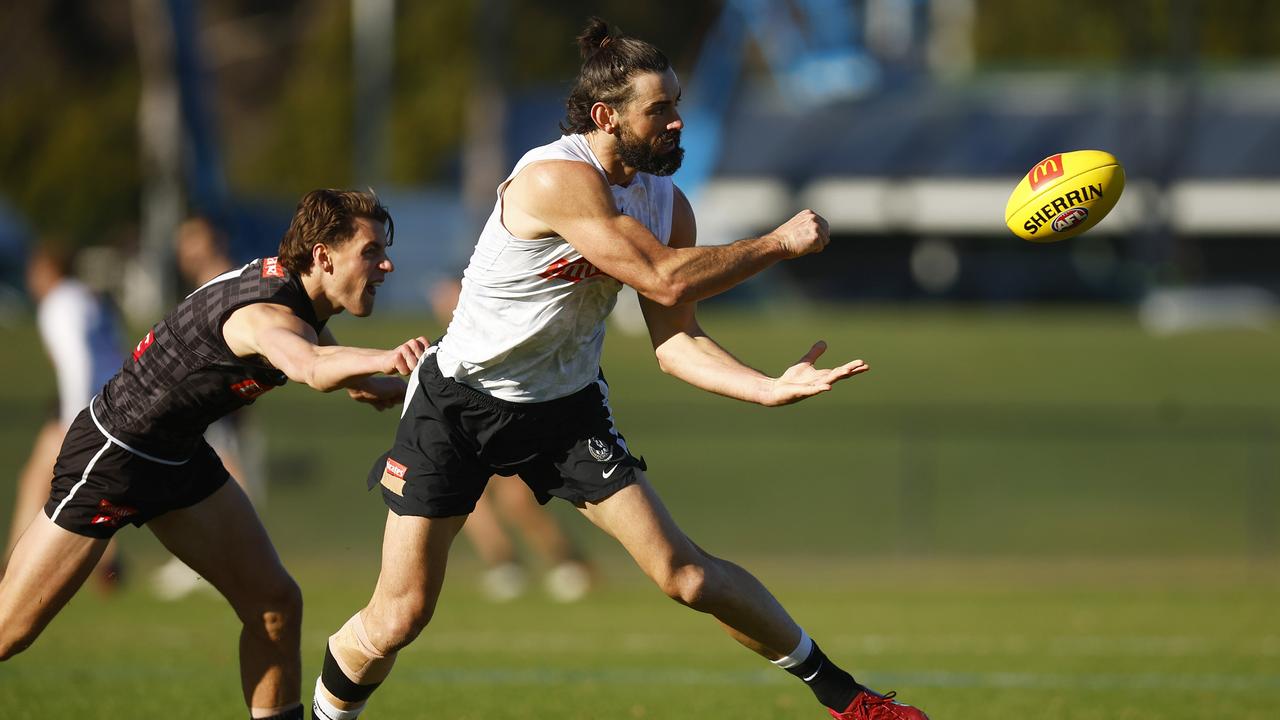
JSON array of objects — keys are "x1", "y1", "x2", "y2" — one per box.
[
  {"x1": 89, "y1": 396, "x2": 191, "y2": 466},
  {"x1": 186, "y1": 262, "x2": 252, "y2": 299},
  {"x1": 49, "y1": 439, "x2": 112, "y2": 524}
]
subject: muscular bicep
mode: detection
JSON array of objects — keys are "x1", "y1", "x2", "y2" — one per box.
[
  {"x1": 223, "y1": 303, "x2": 319, "y2": 381},
  {"x1": 639, "y1": 185, "x2": 702, "y2": 349},
  {"x1": 511, "y1": 161, "x2": 677, "y2": 297}
]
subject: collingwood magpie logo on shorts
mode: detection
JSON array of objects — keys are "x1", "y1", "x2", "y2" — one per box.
[{"x1": 587, "y1": 437, "x2": 616, "y2": 462}]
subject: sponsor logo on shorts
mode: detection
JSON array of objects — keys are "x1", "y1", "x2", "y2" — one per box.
[
  {"x1": 539, "y1": 257, "x2": 609, "y2": 284},
  {"x1": 90, "y1": 498, "x2": 139, "y2": 528},
  {"x1": 230, "y1": 378, "x2": 272, "y2": 400},
  {"x1": 261, "y1": 256, "x2": 286, "y2": 278},
  {"x1": 1028, "y1": 154, "x2": 1064, "y2": 191},
  {"x1": 132, "y1": 329, "x2": 155, "y2": 361},
  {"x1": 381, "y1": 457, "x2": 407, "y2": 496},
  {"x1": 587, "y1": 437, "x2": 616, "y2": 462},
  {"x1": 1051, "y1": 206, "x2": 1089, "y2": 232}
]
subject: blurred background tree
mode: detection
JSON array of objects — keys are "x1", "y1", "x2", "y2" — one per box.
[
  {"x1": 1, "y1": 0, "x2": 1277, "y2": 247},
  {"x1": 0, "y1": 1, "x2": 140, "y2": 244}
]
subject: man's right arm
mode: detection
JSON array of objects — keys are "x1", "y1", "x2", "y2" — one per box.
[
  {"x1": 222, "y1": 304, "x2": 427, "y2": 392},
  {"x1": 505, "y1": 162, "x2": 830, "y2": 307}
]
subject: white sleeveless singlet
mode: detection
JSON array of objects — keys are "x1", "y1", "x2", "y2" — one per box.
[
  {"x1": 434, "y1": 134, "x2": 674, "y2": 402},
  {"x1": 38, "y1": 279, "x2": 125, "y2": 425}
]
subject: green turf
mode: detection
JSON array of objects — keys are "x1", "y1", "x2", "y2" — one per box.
[{"x1": 2, "y1": 305, "x2": 1279, "y2": 718}]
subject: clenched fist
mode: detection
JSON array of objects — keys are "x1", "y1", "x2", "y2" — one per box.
[{"x1": 769, "y1": 210, "x2": 830, "y2": 259}]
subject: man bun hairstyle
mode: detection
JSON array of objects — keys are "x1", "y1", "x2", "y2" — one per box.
[
  {"x1": 278, "y1": 189, "x2": 394, "y2": 274},
  {"x1": 560, "y1": 17, "x2": 670, "y2": 135}
]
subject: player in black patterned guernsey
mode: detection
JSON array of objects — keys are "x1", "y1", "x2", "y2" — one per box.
[{"x1": 0, "y1": 189, "x2": 428, "y2": 720}]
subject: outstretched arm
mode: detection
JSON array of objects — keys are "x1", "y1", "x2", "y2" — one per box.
[
  {"x1": 640, "y1": 189, "x2": 868, "y2": 406},
  {"x1": 223, "y1": 303, "x2": 427, "y2": 393},
  {"x1": 642, "y1": 299, "x2": 868, "y2": 407},
  {"x1": 318, "y1": 326, "x2": 413, "y2": 411},
  {"x1": 504, "y1": 163, "x2": 830, "y2": 307}
]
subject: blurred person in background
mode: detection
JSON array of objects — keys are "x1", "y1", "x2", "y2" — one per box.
[
  {"x1": 0, "y1": 189, "x2": 428, "y2": 720},
  {"x1": 151, "y1": 216, "x2": 270, "y2": 600},
  {"x1": 430, "y1": 277, "x2": 594, "y2": 603},
  {"x1": 4, "y1": 242, "x2": 126, "y2": 590},
  {"x1": 312, "y1": 18, "x2": 925, "y2": 720}
]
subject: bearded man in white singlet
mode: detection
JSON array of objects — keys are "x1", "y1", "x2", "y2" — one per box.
[{"x1": 311, "y1": 17, "x2": 929, "y2": 720}]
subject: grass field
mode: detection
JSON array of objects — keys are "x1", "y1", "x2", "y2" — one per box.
[{"x1": 2, "y1": 304, "x2": 1279, "y2": 718}]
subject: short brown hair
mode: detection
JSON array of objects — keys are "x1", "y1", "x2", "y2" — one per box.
[
  {"x1": 278, "y1": 189, "x2": 394, "y2": 274},
  {"x1": 560, "y1": 17, "x2": 671, "y2": 135}
]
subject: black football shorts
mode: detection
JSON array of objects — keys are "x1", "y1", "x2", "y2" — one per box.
[
  {"x1": 369, "y1": 353, "x2": 646, "y2": 518},
  {"x1": 43, "y1": 405, "x2": 230, "y2": 539}
]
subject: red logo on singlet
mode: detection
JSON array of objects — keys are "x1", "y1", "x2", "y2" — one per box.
[
  {"x1": 90, "y1": 499, "x2": 139, "y2": 528},
  {"x1": 539, "y1": 257, "x2": 609, "y2": 284},
  {"x1": 230, "y1": 378, "x2": 272, "y2": 399},
  {"x1": 132, "y1": 330, "x2": 155, "y2": 361},
  {"x1": 261, "y1": 257, "x2": 286, "y2": 278},
  {"x1": 385, "y1": 458, "x2": 407, "y2": 479}
]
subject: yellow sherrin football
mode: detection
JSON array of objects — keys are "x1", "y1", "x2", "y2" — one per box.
[{"x1": 1005, "y1": 150, "x2": 1125, "y2": 242}]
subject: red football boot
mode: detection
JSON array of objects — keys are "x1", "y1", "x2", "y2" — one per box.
[{"x1": 828, "y1": 689, "x2": 929, "y2": 720}]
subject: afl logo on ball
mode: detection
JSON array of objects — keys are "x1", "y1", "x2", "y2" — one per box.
[
  {"x1": 587, "y1": 437, "x2": 616, "y2": 462},
  {"x1": 1052, "y1": 206, "x2": 1089, "y2": 233}
]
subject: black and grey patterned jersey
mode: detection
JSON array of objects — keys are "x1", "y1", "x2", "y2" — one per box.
[{"x1": 93, "y1": 257, "x2": 324, "y2": 460}]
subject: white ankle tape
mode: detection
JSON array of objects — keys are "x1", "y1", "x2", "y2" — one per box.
[{"x1": 771, "y1": 629, "x2": 813, "y2": 669}]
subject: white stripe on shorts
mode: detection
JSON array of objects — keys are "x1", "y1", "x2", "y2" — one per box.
[
  {"x1": 593, "y1": 376, "x2": 629, "y2": 453},
  {"x1": 89, "y1": 396, "x2": 189, "y2": 466},
  {"x1": 49, "y1": 439, "x2": 112, "y2": 524}
]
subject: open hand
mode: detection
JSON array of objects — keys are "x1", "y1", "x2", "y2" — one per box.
[{"x1": 762, "y1": 341, "x2": 868, "y2": 406}]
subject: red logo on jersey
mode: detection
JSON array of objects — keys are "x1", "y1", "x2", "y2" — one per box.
[
  {"x1": 261, "y1": 256, "x2": 286, "y2": 278},
  {"x1": 90, "y1": 498, "x2": 139, "y2": 528},
  {"x1": 385, "y1": 457, "x2": 407, "y2": 479},
  {"x1": 132, "y1": 330, "x2": 156, "y2": 361},
  {"x1": 539, "y1": 257, "x2": 609, "y2": 284},
  {"x1": 230, "y1": 378, "x2": 272, "y2": 399}
]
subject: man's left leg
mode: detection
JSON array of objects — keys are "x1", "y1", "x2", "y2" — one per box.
[
  {"x1": 148, "y1": 480, "x2": 303, "y2": 720},
  {"x1": 578, "y1": 479, "x2": 928, "y2": 719}
]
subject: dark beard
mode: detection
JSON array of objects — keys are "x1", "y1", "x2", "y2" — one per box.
[{"x1": 616, "y1": 126, "x2": 684, "y2": 176}]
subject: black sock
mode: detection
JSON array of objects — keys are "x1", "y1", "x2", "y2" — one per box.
[
  {"x1": 320, "y1": 644, "x2": 383, "y2": 704},
  {"x1": 783, "y1": 641, "x2": 862, "y2": 711},
  {"x1": 253, "y1": 705, "x2": 303, "y2": 720}
]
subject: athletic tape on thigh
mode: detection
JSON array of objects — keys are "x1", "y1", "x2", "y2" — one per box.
[{"x1": 324, "y1": 613, "x2": 398, "y2": 698}]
